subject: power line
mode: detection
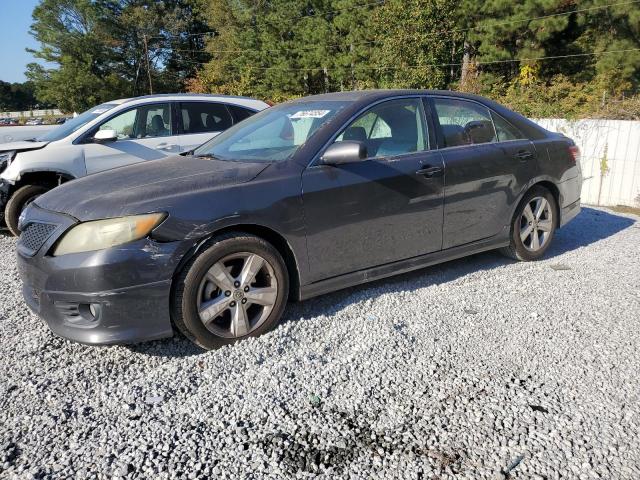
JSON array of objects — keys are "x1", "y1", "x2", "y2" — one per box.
[{"x1": 174, "y1": 47, "x2": 640, "y2": 72}]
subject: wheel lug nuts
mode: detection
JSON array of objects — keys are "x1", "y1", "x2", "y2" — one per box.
[
  {"x1": 225, "y1": 291, "x2": 231, "y2": 296},
  {"x1": 241, "y1": 298, "x2": 247, "y2": 304},
  {"x1": 234, "y1": 281, "x2": 240, "y2": 288},
  {"x1": 230, "y1": 301, "x2": 236, "y2": 307},
  {"x1": 244, "y1": 286, "x2": 249, "y2": 292}
]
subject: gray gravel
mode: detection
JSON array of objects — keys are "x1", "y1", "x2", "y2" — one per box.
[{"x1": 1, "y1": 206, "x2": 639, "y2": 479}]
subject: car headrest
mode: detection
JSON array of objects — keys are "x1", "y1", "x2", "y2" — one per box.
[
  {"x1": 440, "y1": 124, "x2": 468, "y2": 147},
  {"x1": 343, "y1": 126, "x2": 367, "y2": 142},
  {"x1": 465, "y1": 120, "x2": 495, "y2": 144},
  {"x1": 205, "y1": 115, "x2": 218, "y2": 130},
  {"x1": 151, "y1": 115, "x2": 165, "y2": 131}
]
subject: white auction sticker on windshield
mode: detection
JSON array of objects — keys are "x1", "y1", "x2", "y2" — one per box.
[
  {"x1": 91, "y1": 108, "x2": 110, "y2": 114},
  {"x1": 289, "y1": 110, "x2": 330, "y2": 119}
]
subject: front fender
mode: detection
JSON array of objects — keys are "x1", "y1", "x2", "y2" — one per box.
[{"x1": 0, "y1": 147, "x2": 86, "y2": 183}]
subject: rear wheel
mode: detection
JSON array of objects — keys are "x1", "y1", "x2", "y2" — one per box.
[
  {"x1": 5, "y1": 184, "x2": 50, "y2": 236},
  {"x1": 500, "y1": 186, "x2": 558, "y2": 261},
  {"x1": 172, "y1": 233, "x2": 289, "y2": 349}
]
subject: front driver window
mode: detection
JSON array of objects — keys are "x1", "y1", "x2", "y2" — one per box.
[
  {"x1": 334, "y1": 98, "x2": 427, "y2": 158},
  {"x1": 99, "y1": 109, "x2": 136, "y2": 139},
  {"x1": 96, "y1": 103, "x2": 172, "y2": 140}
]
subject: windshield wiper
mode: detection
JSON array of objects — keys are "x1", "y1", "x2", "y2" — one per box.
[{"x1": 194, "y1": 153, "x2": 225, "y2": 161}]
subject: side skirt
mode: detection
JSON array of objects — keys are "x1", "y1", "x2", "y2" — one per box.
[{"x1": 299, "y1": 236, "x2": 509, "y2": 301}]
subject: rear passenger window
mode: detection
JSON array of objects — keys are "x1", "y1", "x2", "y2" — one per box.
[
  {"x1": 227, "y1": 105, "x2": 256, "y2": 123},
  {"x1": 433, "y1": 98, "x2": 496, "y2": 147},
  {"x1": 180, "y1": 102, "x2": 233, "y2": 134},
  {"x1": 491, "y1": 112, "x2": 525, "y2": 142}
]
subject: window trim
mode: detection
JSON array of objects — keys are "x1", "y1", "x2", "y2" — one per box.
[
  {"x1": 309, "y1": 95, "x2": 433, "y2": 168},
  {"x1": 490, "y1": 110, "x2": 527, "y2": 142},
  {"x1": 74, "y1": 100, "x2": 174, "y2": 145}
]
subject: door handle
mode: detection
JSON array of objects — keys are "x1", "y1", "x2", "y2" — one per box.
[
  {"x1": 514, "y1": 150, "x2": 533, "y2": 161},
  {"x1": 416, "y1": 165, "x2": 443, "y2": 177}
]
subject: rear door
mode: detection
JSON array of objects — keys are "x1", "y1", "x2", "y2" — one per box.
[
  {"x1": 83, "y1": 102, "x2": 178, "y2": 174},
  {"x1": 177, "y1": 102, "x2": 254, "y2": 152},
  {"x1": 430, "y1": 96, "x2": 537, "y2": 249}
]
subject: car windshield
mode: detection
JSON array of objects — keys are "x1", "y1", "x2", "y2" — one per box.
[
  {"x1": 36, "y1": 103, "x2": 120, "y2": 142},
  {"x1": 193, "y1": 100, "x2": 352, "y2": 162}
]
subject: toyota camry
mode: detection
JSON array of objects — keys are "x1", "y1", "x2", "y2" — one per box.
[{"x1": 16, "y1": 90, "x2": 582, "y2": 349}]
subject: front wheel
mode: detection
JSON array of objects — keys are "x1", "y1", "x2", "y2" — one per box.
[
  {"x1": 171, "y1": 233, "x2": 289, "y2": 349},
  {"x1": 500, "y1": 187, "x2": 558, "y2": 261},
  {"x1": 5, "y1": 184, "x2": 50, "y2": 236}
]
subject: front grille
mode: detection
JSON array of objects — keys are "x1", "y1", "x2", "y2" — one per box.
[{"x1": 19, "y1": 222, "x2": 57, "y2": 253}]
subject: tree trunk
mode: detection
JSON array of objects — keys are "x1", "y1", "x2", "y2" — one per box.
[{"x1": 460, "y1": 40, "x2": 473, "y2": 91}]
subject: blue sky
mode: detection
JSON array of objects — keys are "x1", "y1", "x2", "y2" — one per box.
[{"x1": 0, "y1": 0, "x2": 46, "y2": 83}]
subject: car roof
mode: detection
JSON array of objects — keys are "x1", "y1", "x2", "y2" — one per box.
[
  {"x1": 287, "y1": 89, "x2": 549, "y2": 141},
  {"x1": 290, "y1": 89, "x2": 498, "y2": 103},
  {"x1": 113, "y1": 93, "x2": 267, "y2": 106},
  {"x1": 102, "y1": 94, "x2": 269, "y2": 112}
]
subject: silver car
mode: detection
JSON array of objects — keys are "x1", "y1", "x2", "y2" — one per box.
[{"x1": 0, "y1": 94, "x2": 269, "y2": 235}]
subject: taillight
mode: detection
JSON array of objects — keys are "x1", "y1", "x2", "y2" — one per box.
[{"x1": 568, "y1": 145, "x2": 581, "y2": 164}]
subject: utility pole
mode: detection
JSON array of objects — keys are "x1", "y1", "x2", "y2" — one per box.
[
  {"x1": 350, "y1": 43, "x2": 355, "y2": 90},
  {"x1": 323, "y1": 67, "x2": 329, "y2": 93},
  {"x1": 143, "y1": 34, "x2": 153, "y2": 95}
]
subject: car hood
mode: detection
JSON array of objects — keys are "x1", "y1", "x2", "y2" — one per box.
[
  {"x1": 35, "y1": 155, "x2": 270, "y2": 221},
  {"x1": 0, "y1": 140, "x2": 49, "y2": 152}
]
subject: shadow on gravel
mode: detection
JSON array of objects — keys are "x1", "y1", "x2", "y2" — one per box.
[
  {"x1": 545, "y1": 207, "x2": 635, "y2": 256},
  {"x1": 127, "y1": 207, "x2": 635, "y2": 356},
  {"x1": 126, "y1": 337, "x2": 205, "y2": 358},
  {"x1": 281, "y1": 207, "x2": 636, "y2": 325}
]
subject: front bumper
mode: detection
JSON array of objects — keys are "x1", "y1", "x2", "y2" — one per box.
[{"x1": 17, "y1": 205, "x2": 192, "y2": 345}]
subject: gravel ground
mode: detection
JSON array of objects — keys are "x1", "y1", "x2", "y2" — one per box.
[{"x1": 1, "y1": 206, "x2": 639, "y2": 480}]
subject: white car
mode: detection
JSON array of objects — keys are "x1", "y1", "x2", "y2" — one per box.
[{"x1": 0, "y1": 94, "x2": 269, "y2": 235}]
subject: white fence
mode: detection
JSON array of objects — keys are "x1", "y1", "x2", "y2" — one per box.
[{"x1": 536, "y1": 118, "x2": 640, "y2": 208}]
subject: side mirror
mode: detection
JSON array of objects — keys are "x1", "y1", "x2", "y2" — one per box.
[
  {"x1": 320, "y1": 141, "x2": 367, "y2": 165},
  {"x1": 93, "y1": 129, "x2": 118, "y2": 143}
]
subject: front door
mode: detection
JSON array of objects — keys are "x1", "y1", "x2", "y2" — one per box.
[
  {"x1": 83, "y1": 102, "x2": 180, "y2": 174},
  {"x1": 302, "y1": 97, "x2": 445, "y2": 282},
  {"x1": 430, "y1": 96, "x2": 538, "y2": 249}
]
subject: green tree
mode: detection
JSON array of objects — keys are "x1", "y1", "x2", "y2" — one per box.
[
  {"x1": 368, "y1": 0, "x2": 461, "y2": 89},
  {"x1": 0, "y1": 81, "x2": 39, "y2": 111},
  {"x1": 26, "y1": 0, "x2": 208, "y2": 111}
]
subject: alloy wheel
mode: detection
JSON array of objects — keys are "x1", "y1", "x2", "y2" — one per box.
[
  {"x1": 196, "y1": 252, "x2": 278, "y2": 338},
  {"x1": 519, "y1": 196, "x2": 553, "y2": 252}
]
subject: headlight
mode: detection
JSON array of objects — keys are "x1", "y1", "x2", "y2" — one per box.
[
  {"x1": 53, "y1": 213, "x2": 166, "y2": 256},
  {"x1": 0, "y1": 151, "x2": 16, "y2": 170}
]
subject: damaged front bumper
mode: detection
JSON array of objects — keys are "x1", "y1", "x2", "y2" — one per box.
[
  {"x1": 0, "y1": 180, "x2": 10, "y2": 223},
  {"x1": 16, "y1": 203, "x2": 194, "y2": 345}
]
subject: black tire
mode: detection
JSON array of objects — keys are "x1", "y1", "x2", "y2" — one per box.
[
  {"x1": 500, "y1": 186, "x2": 558, "y2": 261},
  {"x1": 4, "y1": 184, "x2": 50, "y2": 236},
  {"x1": 171, "y1": 232, "x2": 289, "y2": 350}
]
